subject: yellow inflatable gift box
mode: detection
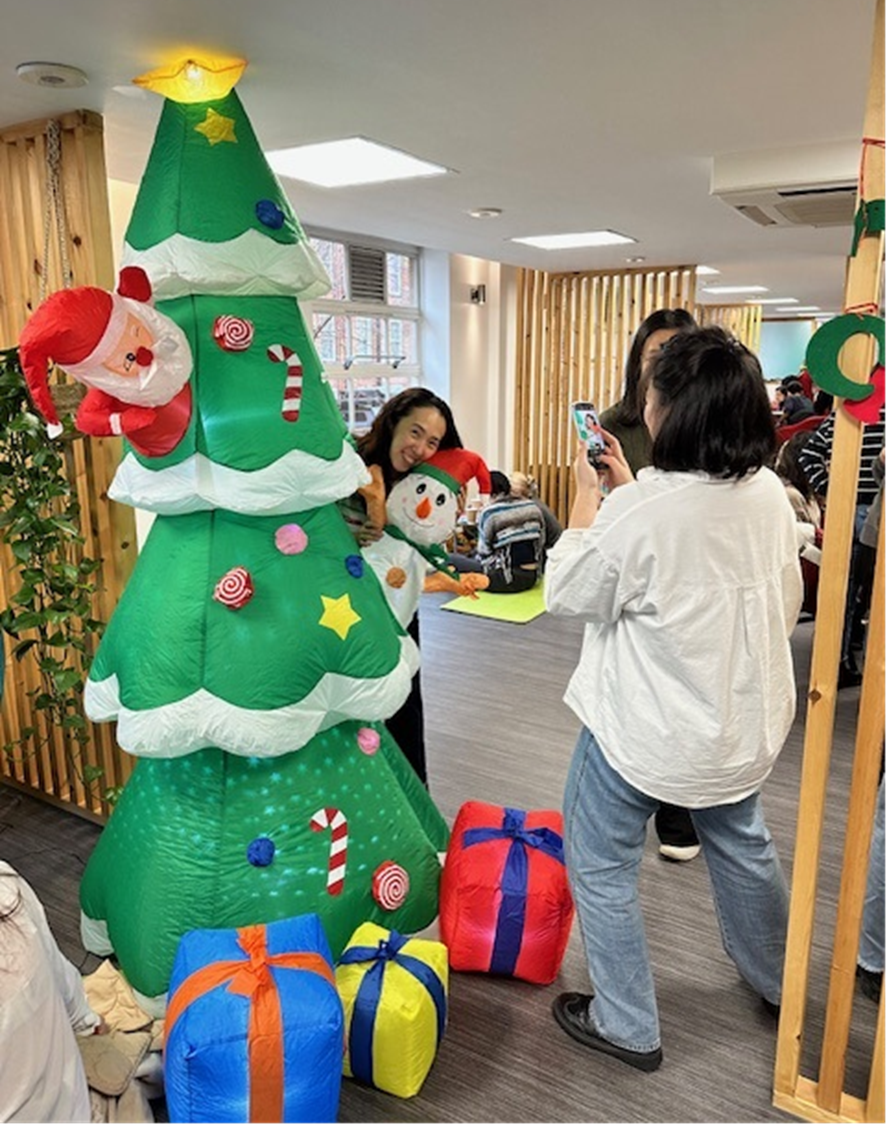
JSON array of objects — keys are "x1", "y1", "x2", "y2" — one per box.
[{"x1": 336, "y1": 922, "x2": 448, "y2": 1098}]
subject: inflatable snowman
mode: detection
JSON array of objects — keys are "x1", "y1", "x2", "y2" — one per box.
[{"x1": 361, "y1": 448, "x2": 491, "y2": 626}]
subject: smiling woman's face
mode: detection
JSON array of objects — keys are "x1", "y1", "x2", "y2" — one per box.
[{"x1": 389, "y1": 406, "x2": 447, "y2": 474}]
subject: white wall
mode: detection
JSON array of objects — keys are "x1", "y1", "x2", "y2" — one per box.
[{"x1": 446, "y1": 254, "x2": 518, "y2": 483}]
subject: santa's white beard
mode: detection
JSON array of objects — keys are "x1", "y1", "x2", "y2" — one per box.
[{"x1": 79, "y1": 303, "x2": 193, "y2": 407}]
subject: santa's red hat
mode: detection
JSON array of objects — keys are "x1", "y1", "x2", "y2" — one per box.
[
  {"x1": 18, "y1": 267, "x2": 153, "y2": 426},
  {"x1": 422, "y1": 447, "x2": 492, "y2": 495}
]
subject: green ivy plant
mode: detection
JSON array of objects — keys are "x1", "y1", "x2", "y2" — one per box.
[{"x1": 0, "y1": 346, "x2": 112, "y2": 800}]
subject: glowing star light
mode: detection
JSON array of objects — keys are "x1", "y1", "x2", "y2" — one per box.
[
  {"x1": 319, "y1": 594, "x2": 361, "y2": 640},
  {"x1": 133, "y1": 54, "x2": 246, "y2": 103},
  {"x1": 194, "y1": 108, "x2": 237, "y2": 146}
]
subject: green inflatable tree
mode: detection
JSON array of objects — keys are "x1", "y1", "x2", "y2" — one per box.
[{"x1": 76, "y1": 57, "x2": 448, "y2": 1007}]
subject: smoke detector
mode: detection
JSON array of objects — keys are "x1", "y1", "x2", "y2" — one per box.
[{"x1": 16, "y1": 62, "x2": 88, "y2": 89}]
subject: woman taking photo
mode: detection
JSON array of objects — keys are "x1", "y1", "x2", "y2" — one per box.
[
  {"x1": 545, "y1": 326, "x2": 801, "y2": 1071},
  {"x1": 345, "y1": 387, "x2": 463, "y2": 785},
  {"x1": 601, "y1": 307, "x2": 701, "y2": 862}
]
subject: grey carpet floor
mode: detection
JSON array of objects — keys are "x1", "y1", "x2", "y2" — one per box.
[{"x1": 0, "y1": 599, "x2": 879, "y2": 1123}]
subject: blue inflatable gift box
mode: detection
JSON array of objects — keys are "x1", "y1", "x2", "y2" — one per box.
[
  {"x1": 336, "y1": 921, "x2": 448, "y2": 1098},
  {"x1": 164, "y1": 913, "x2": 344, "y2": 1123}
]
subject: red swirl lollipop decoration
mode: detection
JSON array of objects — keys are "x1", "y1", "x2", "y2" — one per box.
[
  {"x1": 213, "y1": 566, "x2": 254, "y2": 609},
  {"x1": 212, "y1": 315, "x2": 255, "y2": 352},
  {"x1": 372, "y1": 860, "x2": 410, "y2": 910}
]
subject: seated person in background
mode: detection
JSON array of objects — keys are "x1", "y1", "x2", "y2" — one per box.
[
  {"x1": 800, "y1": 406, "x2": 885, "y2": 687},
  {"x1": 775, "y1": 431, "x2": 823, "y2": 616},
  {"x1": 509, "y1": 471, "x2": 562, "y2": 566},
  {"x1": 779, "y1": 378, "x2": 816, "y2": 425},
  {"x1": 451, "y1": 470, "x2": 544, "y2": 593},
  {"x1": 1, "y1": 861, "x2": 105, "y2": 1122},
  {"x1": 775, "y1": 432, "x2": 822, "y2": 529}
]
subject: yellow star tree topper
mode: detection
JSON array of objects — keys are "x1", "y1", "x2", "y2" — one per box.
[{"x1": 133, "y1": 53, "x2": 246, "y2": 103}]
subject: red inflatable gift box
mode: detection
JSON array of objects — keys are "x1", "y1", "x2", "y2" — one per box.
[{"x1": 440, "y1": 801, "x2": 574, "y2": 985}]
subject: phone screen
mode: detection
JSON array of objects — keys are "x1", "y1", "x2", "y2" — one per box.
[{"x1": 571, "y1": 401, "x2": 605, "y2": 463}]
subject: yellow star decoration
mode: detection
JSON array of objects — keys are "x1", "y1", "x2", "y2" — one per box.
[
  {"x1": 319, "y1": 594, "x2": 362, "y2": 641},
  {"x1": 133, "y1": 55, "x2": 247, "y2": 103},
  {"x1": 194, "y1": 108, "x2": 238, "y2": 146}
]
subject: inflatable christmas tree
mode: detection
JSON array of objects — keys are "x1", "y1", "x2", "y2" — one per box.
[{"x1": 69, "y1": 57, "x2": 447, "y2": 1007}]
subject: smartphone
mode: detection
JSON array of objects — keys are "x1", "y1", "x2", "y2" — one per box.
[{"x1": 571, "y1": 401, "x2": 606, "y2": 466}]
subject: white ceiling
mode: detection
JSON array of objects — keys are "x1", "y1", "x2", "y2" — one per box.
[{"x1": 1, "y1": 0, "x2": 880, "y2": 315}]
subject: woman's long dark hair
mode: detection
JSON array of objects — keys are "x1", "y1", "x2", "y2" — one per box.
[
  {"x1": 357, "y1": 387, "x2": 462, "y2": 492},
  {"x1": 649, "y1": 326, "x2": 776, "y2": 479},
  {"x1": 612, "y1": 307, "x2": 697, "y2": 426}
]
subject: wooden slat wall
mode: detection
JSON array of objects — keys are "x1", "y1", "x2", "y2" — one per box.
[
  {"x1": 772, "y1": 1, "x2": 885, "y2": 1120},
  {"x1": 695, "y1": 301, "x2": 762, "y2": 353},
  {"x1": 513, "y1": 265, "x2": 696, "y2": 524},
  {"x1": 0, "y1": 111, "x2": 136, "y2": 821}
]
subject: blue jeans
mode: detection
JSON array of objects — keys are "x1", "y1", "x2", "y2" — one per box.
[
  {"x1": 859, "y1": 777, "x2": 885, "y2": 973},
  {"x1": 563, "y1": 728, "x2": 789, "y2": 1052}
]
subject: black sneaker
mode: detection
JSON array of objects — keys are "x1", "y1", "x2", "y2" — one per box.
[
  {"x1": 551, "y1": 992, "x2": 663, "y2": 1072},
  {"x1": 857, "y1": 964, "x2": 883, "y2": 1003}
]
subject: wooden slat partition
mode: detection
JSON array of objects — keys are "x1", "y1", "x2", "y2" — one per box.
[
  {"x1": 773, "y1": 1, "x2": 885, "y2": 1120},
  {"x1": 0, "y1": 111, "x2": 136, "y2": 821},
  {"x1": 695, "y1": 301, "x2": 762, "y2": 353},
  {"x1": 513, "y1": 265, "x2": 696, "y2": 524}
]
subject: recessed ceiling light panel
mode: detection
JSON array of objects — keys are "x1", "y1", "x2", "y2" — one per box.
[
  {"x1": 512, "y1": 230, "x2": 635, "y2": 250},
  {"x1": 702, "y1": 285, "x2": 769, "y2": 295},
  {"x1": 266, "y1": 137, "x2": 448, "y2": 188},
  {"x1": 468, "y1": 207, "x2": 503, "y2": 219},
  {"x1": 16, "y1": 61, "x2": 88, "y2": 88},
  {"x1": 695, "y1": 265, "x2": 720, "y2": 276}
]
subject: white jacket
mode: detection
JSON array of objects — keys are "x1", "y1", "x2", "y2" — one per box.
[{"x1": 545, "y1": 467, "x2": 802, "y2": 806}]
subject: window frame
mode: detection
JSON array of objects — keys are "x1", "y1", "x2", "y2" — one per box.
[{"x1": 306, "y1": 228, "x2": 422, "y2": 432}]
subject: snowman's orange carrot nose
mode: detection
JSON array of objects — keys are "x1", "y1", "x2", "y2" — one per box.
[{"x1": 415, "y1": 496, "x2": 432, "y2": 519}]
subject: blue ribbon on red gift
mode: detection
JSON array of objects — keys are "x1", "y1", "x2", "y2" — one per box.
[
  {"x1": 462, "y1": 806, "x2": 565, "y2": 976},
  {"x1": 338, "y1": 930, "x2": 446, "y2": 1087}
]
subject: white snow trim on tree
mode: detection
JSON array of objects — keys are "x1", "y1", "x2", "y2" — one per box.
[
  {"x1": 121, "y1": 228, "x2": 331, "y2": 301},
  {"x1": 109, "y1": 441, "x2": 371, "y2": 515},
  {"x1": 84, "y1": 637, "x2": 420, "y2": 758}
]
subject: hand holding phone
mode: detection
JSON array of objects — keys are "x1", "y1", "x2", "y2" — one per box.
[{"x1": 571, "y1": 401, "x2": 606, "y2": 467}]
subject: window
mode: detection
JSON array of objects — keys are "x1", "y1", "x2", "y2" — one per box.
[{"x1": 307, "y1": 233, "x2": 421, "y2": 433}]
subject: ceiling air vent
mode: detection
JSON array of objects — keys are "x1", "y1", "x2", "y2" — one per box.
[
  {"x1": 711, "y1": 143, "x2": 858, "y2": 229},
  {"x1": 718, "y1": 183, "x2": 857, "y2": 228},
  {"x1": 772, "y1": 186, "x2": 857, "y2": 228},
  {"x1": 736, "y1": 205, "x2": 778, "y2": 228},
  {"x1": 349, "y1": 245, "x2": 386, "y2": 302}
]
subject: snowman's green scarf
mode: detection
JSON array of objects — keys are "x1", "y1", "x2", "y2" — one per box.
[{"x1": 382, "y1": 523, "x2": 456, "y2": 577}]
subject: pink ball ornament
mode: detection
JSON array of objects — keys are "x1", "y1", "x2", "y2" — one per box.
[
  {"x1": 356, "y1": 727, "x2": 381, "y2": 755},
  {"x1": 275, "y1": 523, "x2": 308, "y2": 555}
]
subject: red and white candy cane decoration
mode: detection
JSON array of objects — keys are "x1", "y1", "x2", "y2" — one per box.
[
  {"x1": 267, "y1": 343, "x2": 303, "y2": 422},
  {"x1": 310, "y1": 806, "x2": 348, "y2": 895}
]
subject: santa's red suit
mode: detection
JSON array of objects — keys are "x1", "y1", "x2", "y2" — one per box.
[{"x1": 19, "y1": 267, "x2": 192, "y2": 458}]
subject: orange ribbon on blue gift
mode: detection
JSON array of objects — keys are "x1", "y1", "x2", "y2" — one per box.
[{"x1": 165, "y1": 924, "x2": 336, "y2": 1123}]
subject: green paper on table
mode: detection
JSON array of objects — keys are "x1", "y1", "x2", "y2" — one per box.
[{"x1": 439, "y1": 581, "x2": 546, "y2": 623}]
